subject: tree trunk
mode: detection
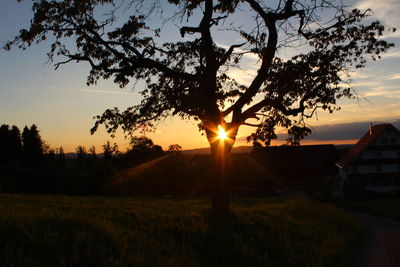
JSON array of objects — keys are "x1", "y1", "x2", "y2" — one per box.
[{"x1": 206, "y1": 123, "x2": 238, "y2": 216}]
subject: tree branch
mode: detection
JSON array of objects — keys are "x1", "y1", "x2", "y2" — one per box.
[
  {"x1": 219, "y1": 42, "x2": 246, "y2": 66},
  {"x1": 180, "y1": 26, "x2": 201, "y2": 37},
  {"x1": 224, "y1": 0, "x2": 305, "y2": 120},
  {"x1": 243, "y1": 122, "x2": 263, "y2": 127}
]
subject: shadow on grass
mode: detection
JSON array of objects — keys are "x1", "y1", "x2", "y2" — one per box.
[{"x1": 199, "y1": 210, "x2": 242, "y2": 267}]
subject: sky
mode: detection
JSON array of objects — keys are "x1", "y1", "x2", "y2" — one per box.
[{"x1": 0, "y1": 0, "x2": 399, "y2": 153}]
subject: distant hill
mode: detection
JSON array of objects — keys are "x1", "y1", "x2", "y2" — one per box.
[
  {"x1": 102, "y1": 153, "x2": 275, "y2": 196},
  {"x1": 182, "y1": 145, "x2": 253, "y2": 154}
]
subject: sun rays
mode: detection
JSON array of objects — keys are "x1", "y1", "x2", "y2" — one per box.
[{"x1": 217, "y1": 125, "x2": 228, "y2": 140}]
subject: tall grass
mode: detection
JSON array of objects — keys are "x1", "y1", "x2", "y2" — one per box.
[{"x1": 0, "y1": 194, "x2": 362, "y2": 266}]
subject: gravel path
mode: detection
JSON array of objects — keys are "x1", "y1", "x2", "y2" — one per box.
[{"x1": 349, "y1": 211, "x2": 400, "y2": 267}]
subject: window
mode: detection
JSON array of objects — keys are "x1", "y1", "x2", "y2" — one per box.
[
  {"x1": 381, "y1": 137, "x2": 388, "y2": 144},
  {"x1": 375, "y1": 152, "x2": 382, "y2": 158},
  {"x1": 376, "y1": 165, "x2": 382, "y2": 172},
  {"x1": 390, "y1": 137, "x2": 397, "y2": 143}
]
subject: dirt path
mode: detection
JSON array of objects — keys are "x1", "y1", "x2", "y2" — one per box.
[{"x1": 348, "y1": 210, "x2": 400, "y2": 267}]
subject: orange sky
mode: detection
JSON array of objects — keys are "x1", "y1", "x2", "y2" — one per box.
[{"x1": 0, "y1": 0, "x2": 399, "y2": 153}]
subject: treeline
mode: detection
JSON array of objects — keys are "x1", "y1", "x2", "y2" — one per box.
[
  {"x1": 0, "y1": 123, "x2": 182, "y2": 194},
  {"x1": 0, "y1": 124, "x2": 48, "y2": 167}
]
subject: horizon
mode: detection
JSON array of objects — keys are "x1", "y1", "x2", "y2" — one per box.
[{"x1": 1, "y1": 0, "x2": 399, "y2": 153}]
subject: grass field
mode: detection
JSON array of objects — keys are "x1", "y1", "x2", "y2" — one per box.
[{"x1": 0, "y1": 194, "x2": 362, "y2": 266}]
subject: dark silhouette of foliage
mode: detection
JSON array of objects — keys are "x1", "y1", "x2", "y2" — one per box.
[
  {"x1": 88, "y1": 145, "x2": 97, "y2": 160},
  {"x1": 168, "y1": 144, "x2": 183, "y2": 153},
  {"x1": 120, "y1": 136, "x2": 164, "y2": 167},
  {"x1": 76, "y1": 145, "x2": 87, "y2": 167},
  {"x1": 10, "y1": 125, "x2": 23, "y2": 162},
  {"x1": 0, "y1": 124, "x2": 23, "y2": 165},
  {"x1": 47, "y1": 148, "x2": 56, "y2": 160},
  {"x1": 58, "y1": 146, "x2": 66, "y2": 166},
  {"x1": 7, "y1": 0, "x2": 395, "y2": 214},
  {"x1": 22, "y1": 125, "x2": 44, "y2": 167},
  {"x1": 102, "y1": 141, "x2": 118, "y2": 161},
  {"x1": 0, "y1": 124, "x2": 11, "y2": 164}
]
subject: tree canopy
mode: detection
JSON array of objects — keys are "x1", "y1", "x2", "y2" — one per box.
[
  {"x1": 22, "y1": 124, "x2": 44, "y2": 167},
  {"x1": 6, "y1": 0, "x2": 395, "y2": 148}
]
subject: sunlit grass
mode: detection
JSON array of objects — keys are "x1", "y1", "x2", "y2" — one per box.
[{"x1": 0, "y1": 194, "x2": 362, "y2": 266}]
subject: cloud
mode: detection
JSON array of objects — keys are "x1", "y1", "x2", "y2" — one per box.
[
  {"x1": 362, "y1": 89, "x2": 400, "y2": 98},
  {"x1": 236, "y1": 120, "x2": 400, "y2": 145},
  {"x1": 387, "y1": 73, "x2": 400, "y2": 80},
  {"x1": 225, "y1": 68, "x2": 257, "y2": 85},
  {"x1": 51, "y1": 86, "x2": 132, "y2": 95},
  {"x1": 80, "y1": 89, "x2": 132, "y2": 95},
  {"x1": 276, "y1": 120, "x2": 400, "y2": 141},
  {"x1": 355, "y1": 0, "x2": 400, "y2": 27},
  {"x1": 32, "y1": 105, "x2": 63, "y2": 111},
  {"x1": 380, "y1": 49, "x2": 400, "y2": 60}
]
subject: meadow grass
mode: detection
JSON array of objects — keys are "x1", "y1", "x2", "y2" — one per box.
[{"x1": 0, "y1": 194, "x2": 362, "y2": 266}]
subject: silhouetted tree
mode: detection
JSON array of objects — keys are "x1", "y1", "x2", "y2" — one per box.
[
  {"x1": 123, "y1": 136, "x2": 164, "y2": 166},
  {"x1": 102, "y1": 141, "x2": 118, "y2": 161},
  {"x1": 168, "y1": 144, "x2": 183, "y2": 153},
  {"x1": 0, "y1": 124, "x2": 12, "y2": 164},
  {"x1": 10, "y1": 125, "x2": 23, "y2": 162},
  {"x1": 58, "y1": 146, "x2": 65, "y2": 166},
  {"x1": 7, "y1": 0, "x2": 395, "y2": 214},
  {"x1": 130, "y1": 136, "x2": 156, "y2": 152},
  {"x1": 88, "y1": 145, "x2": 97, "y2": 160},
  {"x1": 22, "y1": 124, "x2": 44, "y2": 167},
  {"x1": 76, "y1": 145, "x2": 87, "y2": 167},
  {"x1": 47, "y1": 148, "x2": 56, "y2": 160}
]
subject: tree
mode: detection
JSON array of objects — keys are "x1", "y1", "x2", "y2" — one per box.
[
  {"x1": 88, "y1": 145, "x2": 98, "y2": 160},
  {"x1": 47, "y1": 148, "x2": 56, "y2": 160},
  {"x1": 102, "y1": 141, "x2": 118, "y2": 161},
  {"x1": 124, "y1": 136, "x2": 164, "y2": 166},
  {"x1": 0, "y1": 124, "x2": 23, "y2": 165},
  {"x1": 0, "y1": 124, "x2": 12, "y2": 164},
  {"x1": 58, "y1": 146, "x2": 66, "y2": 166},
  {"x1": 7, "y1": 0, "x2": 395, "y2": 214},
  {"x1": 76, "y1": 145, "x2": 87, "y2": 167},
  {"x1": 22, "y1": 124, "x2": 44, "y2": 167},
  {"x1": 10, "y1": 125, "x2": 23, "y2": 162},
  {"x1": 168, "y1": 144, "x2": 183, "y2": 153}
]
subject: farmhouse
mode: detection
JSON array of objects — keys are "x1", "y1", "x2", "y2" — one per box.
[{"x1": 336, "y1": 124, "x2": 400, "y2": 193}]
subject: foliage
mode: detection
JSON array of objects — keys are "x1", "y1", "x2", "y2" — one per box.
[
  {"x1": 0, "y1": 194, "x2": 362, "y2": 266},
  {"x1": 75, "y1": 145, "x2": 87, "y2": 166},
  {"x1": 88, "y1": 145, "x2": 97, "y2": 160},
  {"x1": 58, "y1": 146, "x2": 66, "y2": 166},
  {"x1": 168, "y1": 144, "x2": 183, "y2": 152},
  {"x1": 120, "y1": 136, "x2": 164, "y2": 167},
  {"x1": 22, "y1": 124, "x2": 44, "y2": 167},
  {"x1": 5, "y1": 0, "x2": 395, "y2": 146},
  {"x1": 0, "y1": 124, "x2": 23, "y2": 164},
  {"x1": 102, "y1": 140, "x2": 119, "y2": 160}
]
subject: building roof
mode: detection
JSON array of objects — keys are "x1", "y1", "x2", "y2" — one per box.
[{"x1": 336, "y1": 124, "x2": 399, "y2": 168}]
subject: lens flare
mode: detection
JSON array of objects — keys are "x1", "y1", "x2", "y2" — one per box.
[{"x1": 218, "y1": 125, "x2": 227, "y2": 140}]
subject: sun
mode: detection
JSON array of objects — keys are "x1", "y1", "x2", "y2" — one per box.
[{"x1": 218, "y1": 125, "x2": 227, "y2": 140}]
